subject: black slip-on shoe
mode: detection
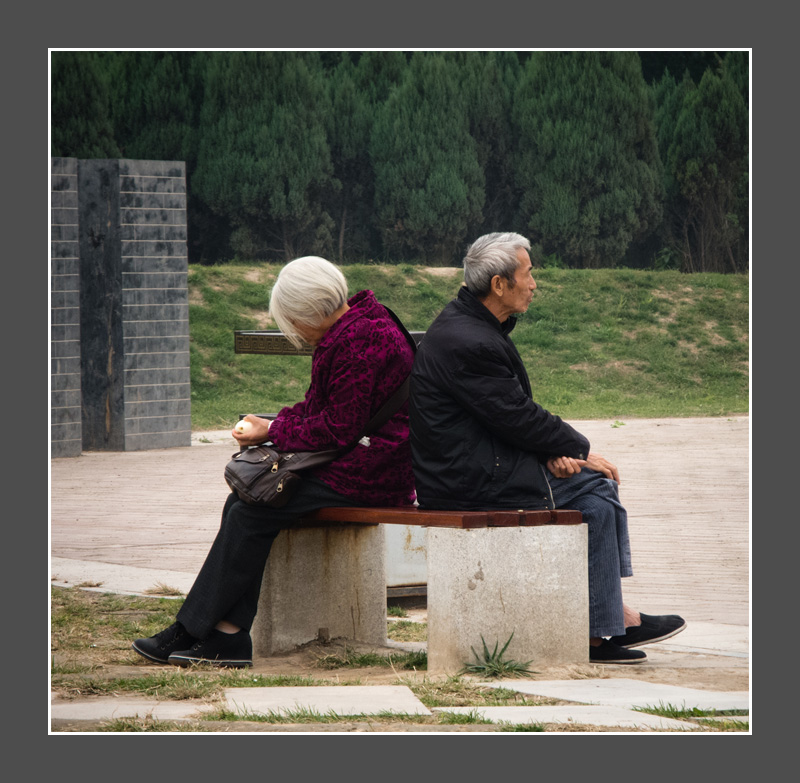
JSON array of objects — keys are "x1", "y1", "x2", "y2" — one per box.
[
  {"x1": 590, "y1": 639, "x2": 647, "y2": 664},
  {"x1": 609, "y1": 613, "x2": 687, "y2": 649},
  {"x1": 168, "y1": 629, "x2": 253, "y2": 668},
  {"x1": 132, "y1": 621, "x2": 199, "y2": 664}
]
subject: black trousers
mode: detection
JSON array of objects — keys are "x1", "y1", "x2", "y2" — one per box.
[{"x1": 176, "y1": 477, "x2": 357, "y2": 639}]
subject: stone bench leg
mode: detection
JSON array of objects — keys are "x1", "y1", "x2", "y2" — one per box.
[
  {"x1": 251, "y1": 525, "x2": 387, "y2": 657},
  {"x1": 426, "y1": 526, "x2": 588, "y2": 673}
]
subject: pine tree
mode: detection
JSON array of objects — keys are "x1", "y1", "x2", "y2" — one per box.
[
  {"x1": 325, "y1": 53, "x2": 374, "y2": 262},
  {"x1": 512, "y1": 52, "x2": 663, "y2": 268},
  {"x1": 51, "y1": 52, "x2": 120, "y2": 158},
  {"x1": 657, "y1": 54, "x2": 749, "y2": 272},
  {"x1": 192, "y1": 52, "x2": 334, "y2": 261},
  {"x1": 370, "y1": 52, "x2": 484, "y2": 264},
  {"x1": 104, "y1": 52, "x2": 196, "y2": 162},
  {"x1": 454, "y1": 51, "x2": 522, "y2": 237}
]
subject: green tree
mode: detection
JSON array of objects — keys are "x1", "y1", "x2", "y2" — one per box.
[
  {"x1": 454, "y1": 51, "x2": 522, "y2": 238},
  {"x1": 324, "y1": 53, "x2": 374, "y2": 262},
  {"x1": 657, "y1": 54, "x2": 749, "y2": 272},
  {"x1": 104, "y1": 52, "x2": 196, "y2": 162},
  {"x1": 512, "y1": 52, "x2": 663, "y2": 268},
  {"x1": 51, "y1": 52, "x2": 120, "y2": 158},
  {"x1": 352, "y1": 50, "x2": 408, "y2": 105},
  {"x1": 370, "y1": 52, "x2": 484, "y2": 265},
  {"x1": 192, "y1": 51, "x2": 335, "y2": 261}
]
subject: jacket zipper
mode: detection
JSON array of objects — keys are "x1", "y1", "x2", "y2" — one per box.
[{"x1": 541, "y1": 464, "x2": 556, "y2": 510}]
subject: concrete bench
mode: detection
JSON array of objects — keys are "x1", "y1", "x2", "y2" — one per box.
[
  {"x1": 235, "y1": 329, "x2": 589, "y2": 672},
  {"x1": 251, "y1": 507, "x2": 588, "y2": 673}
]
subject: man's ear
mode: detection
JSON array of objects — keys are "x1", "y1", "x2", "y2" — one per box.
[{"x1": 490, "y1": 274, "x2": 505, "y2": 297}]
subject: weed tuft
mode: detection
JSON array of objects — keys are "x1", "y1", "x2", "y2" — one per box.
[
  {"x1": 461, "y1": 633, "x2": 534, "y2": 679},
  {"x1": 144, "y1": 582, "x2": 185, "y2": 597},
  {"x1": 387, "y1": 619, "x2": 427, "y2": 643},
  {"x1": 498, "y1": 722, "x2": 546, "y2": 732},
  {"x1": 99, "y1": 717, "x2": 212, "y2": 732},
  {"x1": 437, "y1": 709, "x2": 492, "y2": 725}
]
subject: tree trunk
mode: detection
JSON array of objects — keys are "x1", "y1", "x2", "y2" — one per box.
[{"x1": 338, "y1": 202, "x2": 347, "y2": 262}]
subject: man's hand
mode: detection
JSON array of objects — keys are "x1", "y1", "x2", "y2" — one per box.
[
  {"x1": 546, "y1": 455, "x2": 586, "y2": 478},
  {"x1": 583, "y1": 452, "x2": 621, "y2": 483},
  {"x1": 546, "y1": 452, "x2": 621, "y2": 483},
  {"x1": 231, "y1": 414, "x2": 272, "y2": 447}
]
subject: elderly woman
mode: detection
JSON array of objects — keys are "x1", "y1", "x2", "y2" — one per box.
[{"x1": 133, "y1": 257, "x2": 416, "y2": 667}]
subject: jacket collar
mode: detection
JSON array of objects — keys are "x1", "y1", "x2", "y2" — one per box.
[
  {"x1": 317, "y1": 289, "x2": 377, "y2": 350},
  {"x1": 455, "y1": 286, "x2": 518, "y2": 337}
]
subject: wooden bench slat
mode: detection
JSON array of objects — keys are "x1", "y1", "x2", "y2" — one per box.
[
  {"x1": 305, "y1": 506, "x2": 490, "y2": 528},
  {"x1": 300, "y1": 506, "x2": 582, "y2": 528},
  {"x1": 544, "y1": 510, "x2": 583, "y2": 526}
]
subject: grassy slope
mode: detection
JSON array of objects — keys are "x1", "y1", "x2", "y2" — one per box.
[{"x1": 188, "y1": 263, "x2": 749, "y2": 431}]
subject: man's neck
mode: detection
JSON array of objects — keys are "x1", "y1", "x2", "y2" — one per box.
[{"x1": 478, "y1": 294, "x2": 512, "y2": 323}]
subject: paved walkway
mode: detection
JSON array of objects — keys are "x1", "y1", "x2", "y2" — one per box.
[{"x1": 50, "y1": 417, "x2": 750, "y2": 732}]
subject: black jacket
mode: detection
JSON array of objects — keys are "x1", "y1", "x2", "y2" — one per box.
[{"x1": 409, "y1": 287, "x2": 590, "y2": 510}]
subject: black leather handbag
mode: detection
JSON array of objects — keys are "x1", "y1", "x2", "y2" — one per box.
[{"x1": 224, "y1": 442, "x2": 342, "y2": 507}]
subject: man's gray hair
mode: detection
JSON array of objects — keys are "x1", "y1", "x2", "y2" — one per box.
[
  {"x1": 269, "y1": 256, "x2": 349, "y2": 348},
  {"x1": 463, "y1": 232, "x2": 531, "y2": 298}
]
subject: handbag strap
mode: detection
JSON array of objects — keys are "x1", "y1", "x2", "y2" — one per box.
[
  {"x1": 341, "y1": 305, "x2": 416, "y2": 452},
  {"x1": 357, "y1": 375, "x2": 410, "y2": 442}
]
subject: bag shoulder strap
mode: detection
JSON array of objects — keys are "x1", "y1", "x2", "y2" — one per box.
[{"x1": 342, "y1": 305, "x2": 416, "y2": 450}]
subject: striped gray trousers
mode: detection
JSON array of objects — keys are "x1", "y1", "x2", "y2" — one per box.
[{"x1": 547, "y1": 468, "x2": 634, "y2": 638}]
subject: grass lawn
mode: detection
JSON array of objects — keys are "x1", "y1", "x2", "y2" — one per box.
[{"x1": 188, "y1": 263, "x2": 749, "y2": 430}]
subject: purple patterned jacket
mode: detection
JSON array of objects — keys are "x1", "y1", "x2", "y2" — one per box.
[{"x1": 267, "y1": 290, "x2": 416, "y2": 506}]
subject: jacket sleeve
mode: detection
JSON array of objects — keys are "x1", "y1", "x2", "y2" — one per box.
[{"x1": 448, "y1": 340, "x2": 589, "y2": 460}]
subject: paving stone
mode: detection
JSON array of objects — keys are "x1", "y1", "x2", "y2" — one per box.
[
  {"x1": 50, "y1": 695, "x2": 217, "y2": 722},
  {"x1": 223, "y1": 686, "x2": 431, "y2": 717},
  {"x1": 480, "y1": 678, "x2": 750, "y2": 711},
  {"x1": 655, "y1": 621, "x2": 749, "y2": 656},
  {"x1": 432, "y1": 705, "x2": 701, "y2": 731},
  {"x1": 51, "y1": 557, "x2": 194, "y2": 597}
]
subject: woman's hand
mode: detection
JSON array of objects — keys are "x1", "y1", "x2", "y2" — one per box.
[{"x1": 231, "y1": 414, "x2": 272, "y2": 447}]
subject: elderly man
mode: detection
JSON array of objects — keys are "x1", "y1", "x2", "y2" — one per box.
[{"x1": 409, "y1": 232, "x2": 686, "y2": 663}]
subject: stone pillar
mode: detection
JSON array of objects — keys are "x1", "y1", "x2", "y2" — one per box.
[
  {"x1": 78, "y1": 158, "x2": 126, "y2": 450},
  {"x1": 51, "y1": 157, "x2": 83, "y2": 457},
  {"x1": 63, "y1": 158, "x2": 191, "y2": 453},
  {"x1": 251, "y1": 526, "x2": 387, "y2": 656},
  {"x1": 117, "y1": 160, "x2": 191, "y2": 450},
  {"x1": 426, "y1": 526, "x2": 589, "y2": 673}
]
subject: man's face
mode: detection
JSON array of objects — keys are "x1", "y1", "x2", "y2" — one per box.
[{"x1": 507, "y1": 247, "x2": 537, "y2": 315}]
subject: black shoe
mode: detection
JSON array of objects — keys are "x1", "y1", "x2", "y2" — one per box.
[
  {"x1": 168, "y1": 629, "x2": 253, "y2": 668},
  {"x1": 609, "y1": 613, "x2": 687, "y2": 649},
  {"x1": 132, "y1": 621, "x2": 198, "y2": 664},
  {"x1": 590, "y1": 639, "x2": 647, "y2": 664}
]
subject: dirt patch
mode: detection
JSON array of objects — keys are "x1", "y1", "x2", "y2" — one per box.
[{"x1": 252, "y1": 311, "x2": 273, "y2": 329}]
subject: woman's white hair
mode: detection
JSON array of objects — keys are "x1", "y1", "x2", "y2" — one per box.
[
  {"x1": 463, "y1": 232, "x2": 531, "y2": 298},
  {"x1": 269, "y1": 256, "x2": 349, "y2": 348}
]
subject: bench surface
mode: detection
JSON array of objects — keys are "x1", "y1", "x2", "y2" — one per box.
[{"x1": 298, "y1": 507, "x2": 582, "y2": 529}]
